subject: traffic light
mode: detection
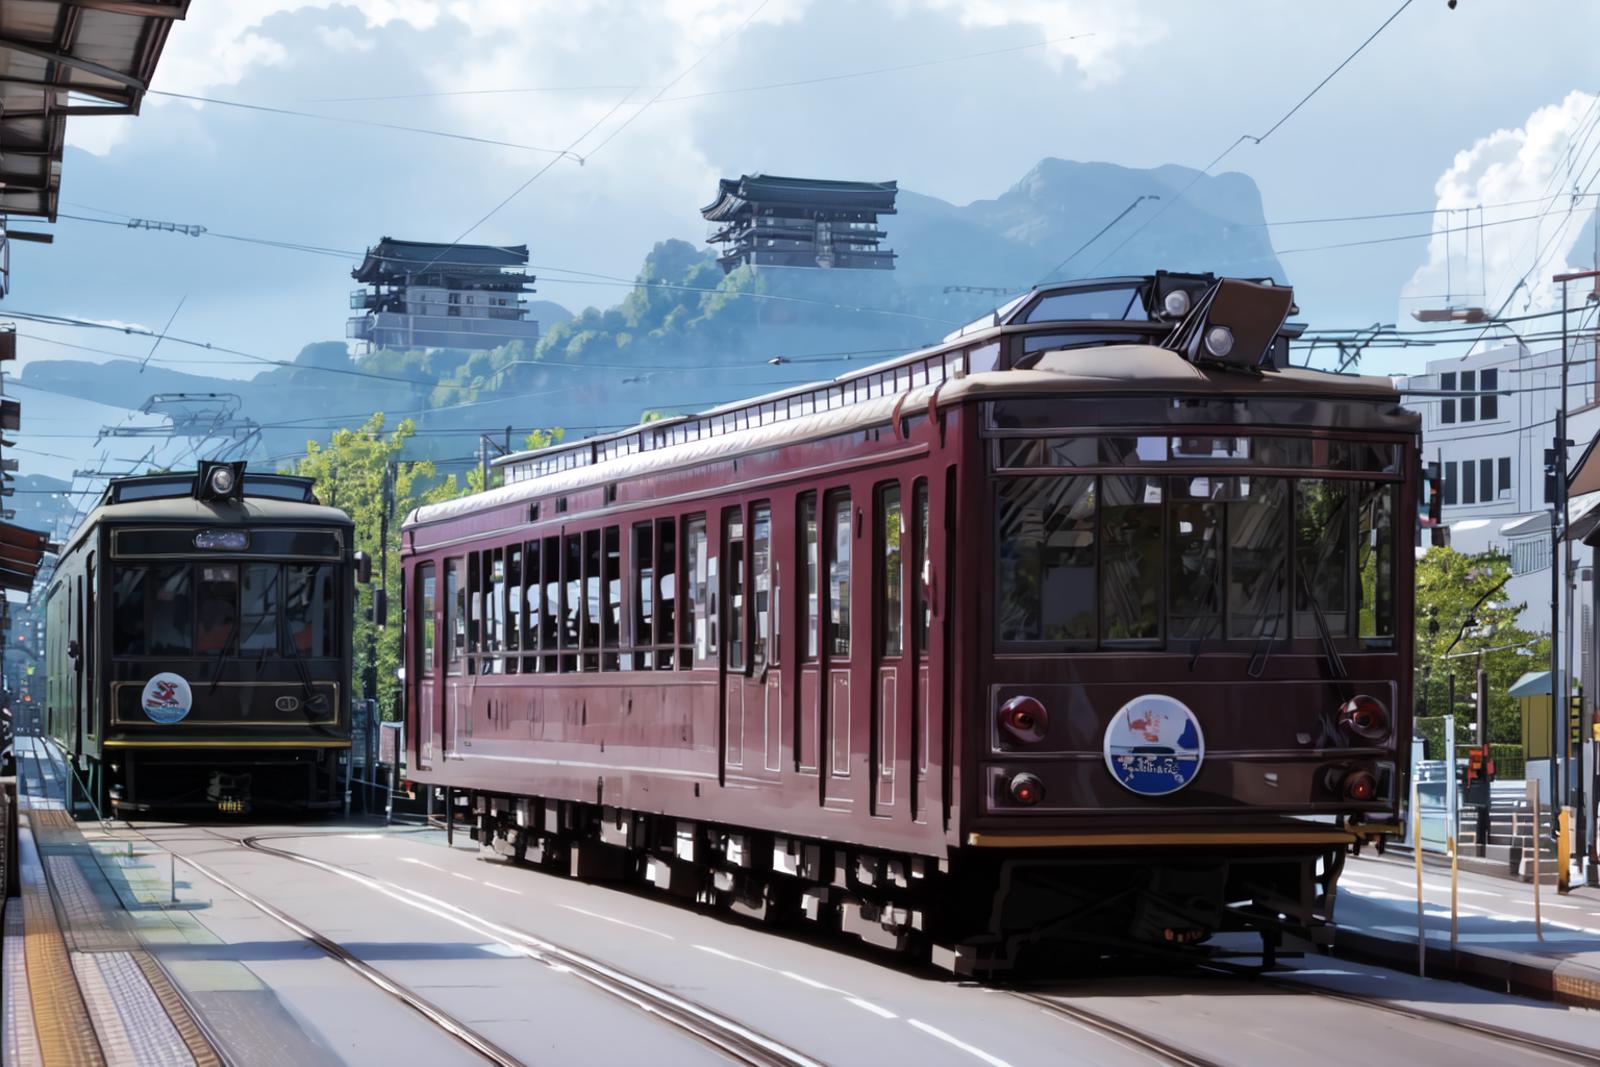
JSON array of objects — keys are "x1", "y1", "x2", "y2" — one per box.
[
  {"x1": 1573, "y1": 695, "x2": 1586, "y2": 756},
  {"x1": 1465, "y1": 745, "x2": 1493, "y2": 808}
]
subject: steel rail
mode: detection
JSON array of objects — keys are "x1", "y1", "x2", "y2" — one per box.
[
  {"x1": 1006, "y1": 990, "x2": 1230, "y2": 1067},
  {"x1": 1270, "y1": 978, "x2": 1600, "y2": 1066},
  {"x1": 235, "y1": 833, "x2": 822, "y2": 1067},
  {"x1": 166, "y1": 844, "x2": 524, "y2": 1067}
]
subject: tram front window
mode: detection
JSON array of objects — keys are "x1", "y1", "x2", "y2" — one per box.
[
  {"x1": 108, "y1": 560, "x2": 338, "y2": 658},
  {"x1": 994, "y1": 470, "x2": 1394, "y2": 651}
]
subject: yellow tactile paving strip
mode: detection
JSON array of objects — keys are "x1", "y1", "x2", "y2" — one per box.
[
  {"x1": 17, "y1": 825, "x2": 104, "y2": 1067},
  {"x1": 10, "y1": 756, "x2": 224, "y2": 1067},
  {"x1": 133, "y1": 950, "x2": 224, "y2": 1067},
  {"x1": 3, "y1": 904, "x2": 45, "y2": 1067}
]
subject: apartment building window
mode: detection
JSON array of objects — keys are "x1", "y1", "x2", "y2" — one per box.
[
  {"x1": 1498, "y1": 457, "x2": 1511, "y2": 498},
  {"x1": 1440, "y1": 372, "x2": 1456, "y2": 424},
  {"x1": 1443, "y1": 461, "x2": 1458, "y2": 505},
  {"x1": 1460, "y1": 371, "x2": 1476, "y2": 422},
  {"x1": 1481, "y1": 368, "x2": 1498, "y2": 419},
  {"x1": 1479, "y1": 457, "x2": 1492, "y2": 501},
  {"x1": 1462, "y1": 463, "x2": 1475, "y2": 505}
]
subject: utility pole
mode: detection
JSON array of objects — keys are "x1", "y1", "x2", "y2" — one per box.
[{"x1": 1553, "y1": 268, "x2": 1600, "y2": 854}]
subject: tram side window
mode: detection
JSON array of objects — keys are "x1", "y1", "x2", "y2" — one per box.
[
  {"x1": 541, "y1": 536, "x2": 560, "y2": 672},
  {"x1": 522, "y1": 541, "x2": 541, "y2": 672},
  {"x1": 285, "y1": 565, "x2": 337, "y2": 657},
  {"x1": 657, "y1": 518, "x2": 676, "y2": 670},
  {"x1": 725, "y1": 508, "x2": 746, "y2": 673},
  {"x1": 684, "y1": 515, "x2": 713, "y2": 667},
  {"x1": 147, "y1": 564, "x2": 194, "y2": 656},
  {"x1": 751, "y1": 504, "x2": 771, "y2": 669},
  {"x1": 914, "y1": 479, "x2": 930, "y2": 653},
  {"x1": 111, "y1": 566, "x2": 148, "y2": 655},
  {"x1": 583, "y1": 529, "x2": 601, "y2": 672},
  {"x1": 603, "y1": 526, "x2": 620, "y2": 670},
  {"x1": 563, "y1": 534, "x2": 581, "y2": 672},
  {"x1": 995, "y1": 476, "x2": 1095, "y2": 643},
  {"x1": 446, "y1": 558, "x2": 464, "y2": 673},
  {"x1": 1101, "y1": 476, "x2": 1161, "y2": 643},
  {"x1": 506, "y1": 545, "x2": 521, "y2": 674},
  {"x1": 419, "y1": 563, "x2": 437, "y2": 673},
  {"x1": 801, "y1": 494, "x2": 819, "y2": 660},
  {"x1": 467, "y1": 553, "x2": 480, "y2": 659},
  {"x1": 633, "y1": 522, "x2": 654, "y2": 669},
  {"x1": 879, "y1": 484, "x2": 903, "y2": 657},
  {"x1": 827, "y1": 493, "x2": 851, "y2": 657}
]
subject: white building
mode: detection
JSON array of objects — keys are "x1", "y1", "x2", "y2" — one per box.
[{"x1": 1406, "y1": 337, "x2": 1599, "y2": 634}]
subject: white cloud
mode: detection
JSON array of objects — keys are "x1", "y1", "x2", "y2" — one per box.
[
  {"x1": 894, "y1": 0, "x2": 1160, "y2": 86},
  {"x1": 1400, "y1": 90, "x2": 1600, "y2": 328}
]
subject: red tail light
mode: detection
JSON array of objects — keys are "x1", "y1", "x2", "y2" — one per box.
[
  {"x1": 1338, "y1": 695, "x2": 1389, "y2": 741},
  {"x1": 1344, "y1": 770, "x2": 1377, "y2": 802},
  {"x1": 1008, "y1": 773, "x2": 1045, "y2": 806},
  {"x1": 999, "y1": 696, "x2": 1048, "y2": 743}
]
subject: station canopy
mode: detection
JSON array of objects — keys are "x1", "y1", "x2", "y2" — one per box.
[
  {"x1": 0, "y1": 518, "x2": 46, "y2": 592},
  {"x1": 0, "y1": 1, "x2": 187, "y2": 222}
]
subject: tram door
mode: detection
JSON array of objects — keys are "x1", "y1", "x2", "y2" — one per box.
[
  {"x1": 872, "y1": 481, "x2": 914, "y2": 817},
  {"x1": 413, "y1": 562, "x2": 437, "y2": 771},
  {"x1": 719, "y1": 503, "x2": 780, "y2": 784},
  {"x1": 441, "y1": 557, "x2": 465, "y2": 759},
  {"x1": 796, "y1": 491, "x2": 850, "y2": 806}
]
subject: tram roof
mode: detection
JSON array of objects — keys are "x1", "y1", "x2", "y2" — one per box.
[
  {"x1": 62, "y1": 493, "x2": 352, "y2": 558},
  {"x1": 408, "y1": 343, "x2": 1405, "y2": 530}
]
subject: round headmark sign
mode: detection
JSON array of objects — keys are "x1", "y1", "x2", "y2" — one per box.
[
  {"x1": 1103, "y1": 694, "x2": 1205, "y2": 797},
  {"x1": 140, "y1": 672, "x2": 193, "y2": 725}
]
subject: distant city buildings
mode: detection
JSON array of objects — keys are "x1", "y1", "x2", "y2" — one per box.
[
  {"x1": 701, "y1": 174, "x2": 898, "y2": 273},
  {"x1": 347, "y1": 238, "x2": 541, "y2": 353}
]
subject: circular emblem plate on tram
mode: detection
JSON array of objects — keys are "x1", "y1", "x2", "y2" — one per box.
[
  {"x1": 140, "y1": 672, "x2": 193, "y2": 725},
  {"x1": 1103, "y1": 694, "x2": 1205, "y2": 797}
]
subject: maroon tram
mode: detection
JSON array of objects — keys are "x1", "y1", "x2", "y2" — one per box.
[{"x1": 400, "y1": 273, "x2": 1419, "y2": 972}]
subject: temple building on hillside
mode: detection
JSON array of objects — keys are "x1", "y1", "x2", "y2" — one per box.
[
  {"x1": 347, "y1": 237, "x2": 541, "y2": 352},
  {"x1": 701, "y1": 174, "x2": 898, "y2": 273}
]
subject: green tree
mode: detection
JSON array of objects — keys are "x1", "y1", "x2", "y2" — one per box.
[
  {"x1": 293, "y1": 414, "x2": 457, "y2": 720},
  {"x1": 1413, "y1": 547, "x2": 1548, "y2": 747}
]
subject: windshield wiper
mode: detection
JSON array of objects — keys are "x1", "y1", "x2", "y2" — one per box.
[
  {"x1": 1298, "y1": 570, "x2": 1348, "y2": 680},
  {"x1": 207, "y1": 615, "x2": 240, "y2": 694}
]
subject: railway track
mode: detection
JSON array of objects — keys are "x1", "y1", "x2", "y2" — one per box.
[
  {"x1": 1013, "y1": 965, "x2": 1600, "y2": 1067},
  {"x1": 207, "y1": 830, "x2": 822, "y2": 1067}
]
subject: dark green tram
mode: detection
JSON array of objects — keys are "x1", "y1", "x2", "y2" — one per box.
[{"x1": 45, "y1": 462, "x2": 361, "y2": 815}]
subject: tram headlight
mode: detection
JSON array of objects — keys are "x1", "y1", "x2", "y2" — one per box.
[
  {"x1": 1203, "y1": 325, "x2": 1234, "y2": 358},
  {"x1": 208, "y1": 466, "x2": 235, "y2": 495},
  {"x1": 1007, "y1": 772, "x2": 1045, "y2": 806},
  {"x1": 1338, "y1": 695, "x2": 1389, "y2": 742},
  {"x1": 998, "y1": 695, "x2": 1049, "y2": 744},
  {"x1": 1163, "y1": 289, "x2": 1192, "y2": 318}
]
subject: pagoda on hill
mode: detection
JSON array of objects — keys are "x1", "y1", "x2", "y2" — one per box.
[
  {"x1": 347, "y1": 237, "x2": 540, "y2": 352},
  {"x1": 701, "y1": 174, "x2": 898, "y2": 273}
]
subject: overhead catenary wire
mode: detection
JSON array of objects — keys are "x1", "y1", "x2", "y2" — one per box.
[
  {"x1": 414, "y1": 0, "x2": 772, "y2": 278},
  {"x1": 1078, "y1": 0, "x2": 1417, "y2": 278},
  {"x1": 148, "y1": 90, "x2": 587, "y2": 161}
]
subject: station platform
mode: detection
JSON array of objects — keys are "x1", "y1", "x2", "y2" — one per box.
[
  {"x1": 1335, "y1": 850, "x2": 1600, "y2": 1010},
  {"x1": 1, "y1": 781, "x2": 223, "y2": 1067}
]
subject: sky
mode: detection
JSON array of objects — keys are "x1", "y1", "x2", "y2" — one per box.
[{"x1": 6, "y1": 0, "x2": 1600, "y2": 423}]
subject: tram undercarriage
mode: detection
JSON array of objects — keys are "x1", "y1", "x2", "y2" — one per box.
[{"x1": 468, "y1": 792, "x2": 1343, "y2": 976}]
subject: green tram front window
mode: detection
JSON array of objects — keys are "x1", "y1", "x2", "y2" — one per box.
[
  {"x1": 110, "y1": 561, "x2": 339, "y2": 657},
  {"x1": 994, "y1": 471, "x2": 1395, "y2": 651}
]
